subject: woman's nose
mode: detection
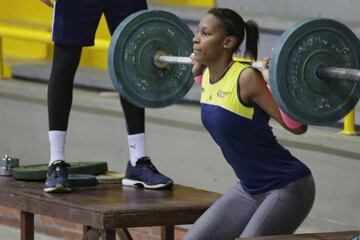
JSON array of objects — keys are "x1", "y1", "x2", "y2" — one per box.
[{"x1": 193, "y1": 33, "x2": 199, "y2": 43}]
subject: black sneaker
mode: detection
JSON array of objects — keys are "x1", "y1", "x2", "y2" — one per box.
[
  {"x1": 122, "y1": 157, "x2": 173, "y2": 189},
  {"x1": 43, "y1": 160, "x2": 71, "y2": 193}
]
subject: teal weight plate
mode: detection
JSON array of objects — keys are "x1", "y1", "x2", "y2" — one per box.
[
  {"x1": 269, "y1": 18, "x2": 360, "y2": 125},
  {"x1": 108, "y1": 10, "x2": 194, "y2": 108}
]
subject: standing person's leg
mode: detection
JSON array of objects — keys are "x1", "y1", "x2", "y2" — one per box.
[
  {"x1": 104, "y1": 0, "x2": 173, "y2": 189},
  {"x1": 44, "y1": 0, "x2": 103, "y2": 193},
  {"x1": 44, "y1": 43, "x2": 81, "y2": 193},
  {"x1": 240, "y1": 175, "x2": 315, "y2": 237}
]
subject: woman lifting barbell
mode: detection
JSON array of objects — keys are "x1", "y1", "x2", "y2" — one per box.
[{"x1": 183, "y1": 8, "x2": 315, "y2": 239}]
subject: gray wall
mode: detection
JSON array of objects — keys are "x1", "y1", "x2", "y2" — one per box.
[
  {"x1": 217, "y1": 0, "x2": 360, "y2": 22},
  {"x1": 216, "y1": 0, "x2": 360, "y2": 34},
  {"x1": 150, "y1": 1, "x2": 360, "y2": 36}
]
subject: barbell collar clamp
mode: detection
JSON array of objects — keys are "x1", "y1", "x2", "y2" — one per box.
[{"x1": 0, "y1": 155, "x2": 19, "y2": 176}]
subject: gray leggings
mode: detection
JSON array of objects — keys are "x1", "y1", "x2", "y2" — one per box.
[{"x1": 184, "y1": 175, "x2": 315, "y2": 240}]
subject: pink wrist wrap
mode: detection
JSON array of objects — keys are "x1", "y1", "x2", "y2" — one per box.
[
  {"x1": 278, "y1": 108, "x2": 302, "y2": 129},
  {"x1": 267, "y1": 85, "x2": 302, "y2": 129},
  {"x1": 194, "y1": 75, "x2": 202, "y2": 85}
]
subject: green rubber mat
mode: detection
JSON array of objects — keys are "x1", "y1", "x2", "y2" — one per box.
[{"x1": 13, "y1": 161, "x2": 108, "y2": 181}]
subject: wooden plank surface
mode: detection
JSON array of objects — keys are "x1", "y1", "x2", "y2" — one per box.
[
  {"x1": 0, "y1": 177, "x2": 221, "y2": 228},
  {"x1": 243, "y1": 231, "x2": 360, "y2": 240}
]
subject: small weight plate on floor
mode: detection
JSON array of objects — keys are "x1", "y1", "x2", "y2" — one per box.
[
  {"x1": 12, "y1": 161, "x2": 108, "y2": 181},
  {"x1": 96, "y1": 171, "x2": 124, "y2": 184}
]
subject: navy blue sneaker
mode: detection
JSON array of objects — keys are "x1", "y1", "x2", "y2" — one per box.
[
  {"x1": 122, "y1": 157, "x2": 173, "y2": 189},
  {"x1": 43, "y1": 160, "x2": 71, "y2": 193}
]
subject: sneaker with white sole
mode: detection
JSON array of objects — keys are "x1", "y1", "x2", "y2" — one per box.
[
  {"x1": 43, "y1": 160, "x2": 71, "y2": 193},
  {"x1": 122, "y1": 157, "x2": 173, "y2": 190}
]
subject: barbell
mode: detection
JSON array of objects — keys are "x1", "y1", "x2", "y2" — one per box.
[{"x1": 108, "y1": 10, "x2": 360, "y2": 125}]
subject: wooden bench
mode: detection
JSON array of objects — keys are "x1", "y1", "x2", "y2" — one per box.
[
  {"x1": 2, "y1": 176, "x2": 357, "y2": 240},
  {"x1": 0, "y1": 176, "x2": 221, "y2": 240},
  {"x1": 243, "y1": 231, "x2": 360, "y2": 240},
  {"x1": 0, "y1": 21, "x2": 109, "y2": 79}
]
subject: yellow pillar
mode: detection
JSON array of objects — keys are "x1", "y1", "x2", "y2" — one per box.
[
  {"x1": 0, "y1": 38, "x2": 10, "y2": 79},
  {"x1": 341, "y1": 110, "x2": 357, "y2": 135},
  {"x1": 0, "y1": 38, "x2": 3, "y2": 79}
]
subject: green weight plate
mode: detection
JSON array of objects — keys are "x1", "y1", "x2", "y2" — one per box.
[
  {"x1": 12, "y1": 161, "x2": 108, "y2": 181},
  {"x1": 96, "y1": 171, "x2": 124, "y2": 184},
  {"x1": 108, "y1": 10, "x2": 194, "y2": 108},
  {"x1": 269, "y1": 18, "x2": 360, "y2": 125},
  {"x1": 69, "y1": 174, "x2": 98, "y2": 187}
]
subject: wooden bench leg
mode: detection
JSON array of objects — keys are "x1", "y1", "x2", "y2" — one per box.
[
  {"x1": 20, "y1": 211, "x2": 34, "y2": 240},
  {"x1": 101, "y1": 229, "x2": 116, "y2": 240},
  {"x1": 161, "y1": 225, "x2": 174, "y2": 240},
  {"x1": 116, "y1": 228, "x2": 133, "y2": 240}
]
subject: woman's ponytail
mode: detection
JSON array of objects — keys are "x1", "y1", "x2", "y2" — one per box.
[{"x1": 244, "y1": 20, "x2": 259, "y2": 61}]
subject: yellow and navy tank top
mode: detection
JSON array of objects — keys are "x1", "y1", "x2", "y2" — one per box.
[{"x1": 200, "y1": 62, "x2": 311, "y2": 194}]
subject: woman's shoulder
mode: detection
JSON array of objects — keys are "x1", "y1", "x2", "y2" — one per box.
[{"x1": 239, "y1": 66, "x2": 263, "y2": 87}]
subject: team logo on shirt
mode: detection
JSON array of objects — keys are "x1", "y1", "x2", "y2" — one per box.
[{"x1": 217, "y1": 89, "x2": 231, "y2": 98}]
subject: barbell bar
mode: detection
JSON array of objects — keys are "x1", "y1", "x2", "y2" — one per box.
[
  {"x1": 154, "y1": 52, "x2": 360, "y2": 85},
  {"x1": 108, "y1": 10, "x2": 360, "y2": 125},
  {"x1": 155, "y1": 55, "x2": 360, "y2": 82},
  {"x1": 153, "y1": 54, "x2": 265, "y2": 69},
  {"x1": 317, "y1": 67, "x2": 360, "y2": 82}
]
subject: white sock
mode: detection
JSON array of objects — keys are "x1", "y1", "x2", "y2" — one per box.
[
  {"x1": 127, "y1": 133, "x2": 147, "y2": 166},
  {"x1": 48, "y1": 131, "x2": 66, "y2": 166}
]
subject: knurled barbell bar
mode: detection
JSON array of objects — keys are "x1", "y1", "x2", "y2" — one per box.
[
  {"x1": 108, "y1": 10, "x2": 360, "y2": 125},
  {"x1": 153, "y1": 55, "x2": 360, "y2": 81},
  {"x1": 153, "y1": 53, "x2": 264, "y2": 69}
]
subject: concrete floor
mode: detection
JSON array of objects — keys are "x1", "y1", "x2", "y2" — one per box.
[{"x1": 0, "y1": 224, "x2": 59, "y2": 240}]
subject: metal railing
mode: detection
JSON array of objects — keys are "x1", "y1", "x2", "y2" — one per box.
[{"x1": 0, "y1": 23, "x2": 109, "y2": 78}]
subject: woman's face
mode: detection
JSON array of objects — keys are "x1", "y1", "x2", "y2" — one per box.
[{"x1": 192, "y1": 14, "x2": 227, "y2": 64}]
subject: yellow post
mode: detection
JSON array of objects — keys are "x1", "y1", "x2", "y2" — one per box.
[
  {"x1": 0, "y1": 37, "x2": 10, "y2": 79},
  {"x1": 341, "y1": 110, "x2": 357, "y2": 135},
  {"x1": 0, "y1": 37, "x2": 3, "y2": 79}
]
